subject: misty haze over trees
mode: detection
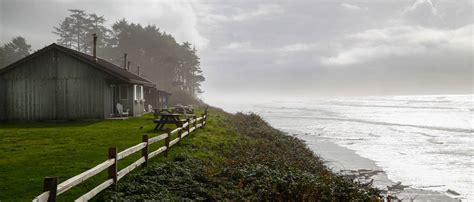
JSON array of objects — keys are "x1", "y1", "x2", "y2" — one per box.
[
  {"x1": 0, "y1": 9, "x2": 204, "y2": 100},
  {"x1": 0, "y1": 36, "x2": 31, "y2": 68}
]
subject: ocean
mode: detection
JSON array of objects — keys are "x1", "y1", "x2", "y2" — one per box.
[{"x1": 214, "y1": 94, "x2": 473, "y2": 201}]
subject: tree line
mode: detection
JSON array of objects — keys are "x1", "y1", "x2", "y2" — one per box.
[{"x1": 0, "y1": 9, "x2": 204, "y2": 98}]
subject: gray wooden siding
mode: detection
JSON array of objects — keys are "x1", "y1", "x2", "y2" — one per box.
[
  {"x1": 0, "y1": 78, "x2": 6, "y2": 120},
  {"x1": 0, "y1": 50, "x2": 117, "y2": 120},
  {"x1": 56, "y1": 51, "x2": 111, "y2": 119},
  {"x1": 1, "y1": 51, "x2": 57, "y2": 120},
  {"x1": 144, "y1": 87, "x2": 162, "y2": 110},
  {"x1": 103, "y1": 84, "x2": 113, "y2": 118},
  {"x1": 133, "y1": 99, "x2": 146, "y2": 116}
]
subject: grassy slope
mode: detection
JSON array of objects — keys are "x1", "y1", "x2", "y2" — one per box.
[
  {"x1": 102, "y1": 108, "x2": 380, "y2": 201},
  {"x1": 0, "y1": 108, "x2": 379, "y2": 201}
]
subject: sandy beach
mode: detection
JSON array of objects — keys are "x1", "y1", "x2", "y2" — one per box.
[{"x1": 298, "y1": 133, "x2": 462, "y2": 202}]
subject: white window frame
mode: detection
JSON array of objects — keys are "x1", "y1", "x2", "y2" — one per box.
[{"x1": 134, "y1": 85, "x2": 144, "y2": 101}]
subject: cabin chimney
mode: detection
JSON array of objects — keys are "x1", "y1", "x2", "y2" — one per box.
[
  {"x1": 127, "y1": 61, "x2": 131, "y2": 71},
  {"x1": 137, "y1": 66, "x2": 140, "y2": 76},
  {"x1": 123, "y1": 53, "x2": 128, "y2": 70},
  {"x1": 92, "y1": 33, "x2": 97, "y2": 59}
]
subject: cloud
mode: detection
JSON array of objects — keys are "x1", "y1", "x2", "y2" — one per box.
[
  {"x1": 199, "y1": 0, "x2": 472, "y2": 98},
  {"x1": 198, "y1": 3, "x2": 283, "y2": 26},
  {"x1": 276, "y1": 43, "x2": 318, "y2": 53},
  {"x1": 113, "y1": 1, "x2": 209, "y2": 49},
  {"x1": 340, "y1": 3, "x2": 367, "y2": 11},
  {"x1": 231, "y1": 4, "x2": 283, "y2": 21},
  {"x1": 321, "y1": 24, "x2": 473, "y2": 66},
  {"x1": 222, "y1": 41, "x2": 263, "y2": 53},
  {"x1": 222, "y1": 41, "x2": 320, "y2": 56},
  {"x1": 401, "y1": 0, "x2": 440, "y2": 27},
  {"x1": 404, "y1": 0, "x2": 437, "y2": 15}
]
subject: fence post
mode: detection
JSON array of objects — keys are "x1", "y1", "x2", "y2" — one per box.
[
  {"x1": 193, "y1": 117, "x2": 197, "y2": 130},
  {"x1": 43, "y1": 176, "x2": 58, "y2": 202},
  {"x1": 177, "y1": 126, "x2": 183, "y2": 145},
  {"x1": 202, "y1": 107, "x2": 208, "y2": 127},
  {"x1": 200, "y1": 115, "x2": 204, "y2": 128},
  {"x1": 186, "y1": 118, "x2": 190, "y2": 135},
  {"x1": 164, "y1": 129, "x2": 171, "y2": 157},
  {"x1": 142, "y1": 135, "x2": 149, "y2": 168},
  {"x1": 108, "y1": 147, "x2": 118, "y2": 189}
]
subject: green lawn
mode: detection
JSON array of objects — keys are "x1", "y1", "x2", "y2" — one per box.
[{"x1": 0, "y1": 112, "x2": 206, "y2": 201}]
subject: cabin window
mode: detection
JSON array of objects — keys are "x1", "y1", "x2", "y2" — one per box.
[
  {"x1": 119, "y1": 85, "x2": 128, "y2": 100},
  {"x1": 134, "y1": 85, "x2": 144, "y2": 100}
]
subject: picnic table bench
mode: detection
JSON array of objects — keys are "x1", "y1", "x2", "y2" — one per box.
[
  {"x1": 153, "y1": 112, "x2": 187, "y2": 131},
  {"x1": 152, "y1": 106, "x2": 207, "y2": 131}
]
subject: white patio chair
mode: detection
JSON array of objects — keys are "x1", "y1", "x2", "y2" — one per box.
[
  {"x1": 148, "y1": 104, "x2": 153, "y2": 112},
  {"x1": 116, "y1": 103, "x2": 130, "y2": 117}
]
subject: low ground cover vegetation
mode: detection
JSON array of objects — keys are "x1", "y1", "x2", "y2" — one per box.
[{"x1": 102, "y1": 108, "x2": 380, "y2": 200}]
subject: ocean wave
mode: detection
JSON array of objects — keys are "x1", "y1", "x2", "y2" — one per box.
[
  {"x1": 343, "y1": 98, "x2": 451, "y2": 104},
  {"x1": 388, "y1": 128, "x2": 408, "y2": 134},
  {"x1": 412, "y1": 132, "x2": 437, "y2": 138},
  {"x1": 406, "y1": 100, "x2": 451, "y2": 104},
  {"x1": 389, "y1": 128, "x2": 439, "y2": 137},
  {"x1": 428, "y1": 150, "x2": 474, "y2": 158},
  {"x1": 324, "y1": 102, "x2": 458, "y2": 110},
  {"x1": 253, "y1": 105, "x2": 342, "y2": 117},
  {"x1": 277, "y1": 116, "x2": 474, "y2": 134}
]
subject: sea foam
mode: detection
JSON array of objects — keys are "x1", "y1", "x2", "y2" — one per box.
[{"x1": 217, "y1": 94, "x2": 474, "y2": 201}]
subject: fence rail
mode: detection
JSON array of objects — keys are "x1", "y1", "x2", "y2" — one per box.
[{"x1": 33, "y1": 113, "x2": 208, "y2": 202}]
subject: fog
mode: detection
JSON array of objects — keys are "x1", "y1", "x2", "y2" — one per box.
[{"x1": 1, "y1": 0, "x2": 472, "y2": 104}]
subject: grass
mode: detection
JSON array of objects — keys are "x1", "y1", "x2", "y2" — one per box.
[
  {"x1": 0, "y1": 107, "x2": 380, "y2": 201},
  {"x1": 0, "y1": 112, "x2": 201, "y2": 201}
]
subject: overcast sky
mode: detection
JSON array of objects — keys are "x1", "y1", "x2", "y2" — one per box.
[{"x1": 1, "y1": 0, "x2": 472, "y2": 102}]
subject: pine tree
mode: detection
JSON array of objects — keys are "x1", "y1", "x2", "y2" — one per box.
[{"x1": 53, "y1": 9, "x2": 110, "y2": 53}]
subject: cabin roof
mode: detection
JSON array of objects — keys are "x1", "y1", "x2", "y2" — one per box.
[
  {"x1": 0, "y1": 43, "x2": 155, "y2": 87},
  {"x1": 158, "y1": 90, "x2": 172, "y2": 95}
]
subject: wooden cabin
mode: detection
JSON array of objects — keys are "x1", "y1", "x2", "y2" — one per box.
[
  {"x1": 0, "y1": 43, "x2": 169, "y2": 121},
  {"x1": 144, "y1": 87, "x2": 171, "y2": 111}
]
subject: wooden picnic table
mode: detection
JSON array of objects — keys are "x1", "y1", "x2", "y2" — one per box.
[
  {"x1": 153, "y1": 108, "x2": 171, "y2": 118},
  {"x1": 153, "y1": 112, "x2": 183, "y2": 131},
  {"x1": 173, "y1": 106, "x2": 196, "y2": 119}
]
